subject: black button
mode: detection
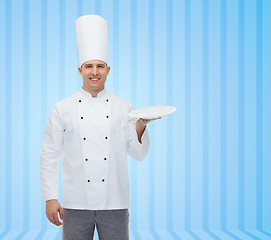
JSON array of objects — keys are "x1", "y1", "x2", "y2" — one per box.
[
  {"x1": 81, "y1": 117, "x2": 83, "y2": 119},
  {"x1": 85, "y1": 158, "x2": 88, "y2": 161},
  {"x1": 106, "y1": 99, "x2": 109, "y2": 102},
  {"x1": 87, "y1": 180, "x2": 90, "y2": 182},
  {"x1": 106, "y1": 116, "x2": 109, "y2": 118},
  {"x1": 102, "y1": 179, "x2": 105, "y2": 182},
  {"x1": 79, "y1": 100, "x2": 81, "y2": 102},
  {"x1": 105, "y1": 137, "x2": 108, "y2": 139},
  {"x1": 63, "y1": 129, "x2": 66, "y2": 132},
  {"x1": 83, "y1": 138, "x2": 86, "y2": 140},
  {"x1": 104, "y1": 158, "x2": 107, "y2": 160}
]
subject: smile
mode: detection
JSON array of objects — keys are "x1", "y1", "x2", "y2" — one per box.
[{"x1": 89, "y1": 78, "x2": 100, "y2": 82}]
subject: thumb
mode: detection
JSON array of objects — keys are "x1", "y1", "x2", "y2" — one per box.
[{"x1": 59, "y1": 206, "x2": 64, "y2": 220}]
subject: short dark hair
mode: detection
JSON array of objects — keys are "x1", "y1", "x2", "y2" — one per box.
[{"x1": 81, "y1": 61, "x2": 108, "y2": 69}]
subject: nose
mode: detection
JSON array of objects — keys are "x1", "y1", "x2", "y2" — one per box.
[{"x1": 92, "y1": 66, "x2": 98, "y2": 76}]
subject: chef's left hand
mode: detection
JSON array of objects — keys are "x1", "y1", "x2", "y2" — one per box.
[
  {"x1": 136, "y1": 117, "x2": 161, "y2": 143},
  {"x1": 136, "y1": 117, "x2": 161, "y2": 128}
]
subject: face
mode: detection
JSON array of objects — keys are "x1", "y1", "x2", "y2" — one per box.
[{"x1": 78, "y1": 60, "x2": 110, "y2": 96}]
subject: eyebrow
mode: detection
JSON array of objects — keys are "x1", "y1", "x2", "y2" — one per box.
[{"x1": 84, "y1": 63, "x2": 106, "y2": 67}]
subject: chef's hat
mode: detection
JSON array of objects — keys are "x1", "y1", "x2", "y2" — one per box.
[{"x1": 76, "y1": 15, "x2": 108, "y2": 66}]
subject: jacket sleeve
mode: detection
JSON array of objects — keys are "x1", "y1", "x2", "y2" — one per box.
[
  {"x1": 39, "y1": 104, "x2": 64, "y2": 202},
  {"x1": 127, "y1": 103, "x2": 150, "y2": 161}
]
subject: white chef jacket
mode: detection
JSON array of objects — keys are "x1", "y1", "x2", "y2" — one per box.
[{"x1": 39, "y1": 88, "x2": 150, "y2": 210}]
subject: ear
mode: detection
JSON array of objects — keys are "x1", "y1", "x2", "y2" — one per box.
[
  {"x1": 78, "y1": 67, "x2": 82, "y2": 75},
  {"x1": 107, "y1": 66, "x2": 111, "y2": 75}
]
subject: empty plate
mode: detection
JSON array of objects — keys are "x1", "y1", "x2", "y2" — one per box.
[{"x1": 128, "y1": 106, "x2": 177, "y2": 119}]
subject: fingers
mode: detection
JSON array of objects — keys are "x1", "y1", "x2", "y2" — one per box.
[
  {"x1": 47, "y1": 214, "x2": 55, "y2": 224},
  {"x1": 47, "y1": 214, "x2": 55, "y2": 225},
  {"x1": 46, "y1": 204, "x2": 63, "y2": 226},
  {"x1": 59, "y1": 206, "x2": 64, "y2": 220},
  {"x1": 151, "y1": 117, "x2": 161, "y2": 120},
  {"x1": 48, "y1": 212, "x2": 62, "y2": 226},
  {"x1": 140, "y1": 117, "x2": 161, "y2": 124},
  {"x1": 140, "y1": 117, "x2": 161, "y2": 121},
  {"x1": 136, "y1": 117, "x2": 161, "y2": 128},
  {"x1": 53, "y1": 212, "x2": 62, "y2": 226}
]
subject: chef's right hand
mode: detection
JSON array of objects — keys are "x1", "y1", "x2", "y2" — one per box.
[{"x1": 46, "y1": 199, "x2": 63, "y2": 226}]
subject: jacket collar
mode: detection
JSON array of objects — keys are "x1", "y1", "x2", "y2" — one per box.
[{"x1": 80, "y1": 87, "x2": 108, "y2": 99}]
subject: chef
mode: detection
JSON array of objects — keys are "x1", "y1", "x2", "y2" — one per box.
[{"x1": 39, "y1": 15, "x2": 159, "y2": 240}]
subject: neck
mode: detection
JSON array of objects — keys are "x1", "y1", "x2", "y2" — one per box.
[{"x1": 82, "y1": 86, "x2": 105, "y2": 98}]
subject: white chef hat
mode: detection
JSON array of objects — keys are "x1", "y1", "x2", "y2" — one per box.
[{"x1": 76, "y1": 15, "x2": 108, "y2": 66}]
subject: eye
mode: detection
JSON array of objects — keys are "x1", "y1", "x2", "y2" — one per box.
[{"x1": 98, "y1": 65, "x2": 104, "y2": 68}]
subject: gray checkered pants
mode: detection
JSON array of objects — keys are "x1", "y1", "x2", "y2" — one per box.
[{"x1": 62, "y1": 208, "x2": 129, "y2": 240}]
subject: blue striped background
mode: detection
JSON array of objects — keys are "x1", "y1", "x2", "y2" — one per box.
[{"x1": 0, "y1": 0, "x2": 271, "y2": 239}]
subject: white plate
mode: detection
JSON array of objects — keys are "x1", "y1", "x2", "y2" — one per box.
[{"x1": 128, "y1": 106, "x2": 177, "y2": 119}]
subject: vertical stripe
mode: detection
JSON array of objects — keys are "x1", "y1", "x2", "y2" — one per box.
[
  {"x1": 0, "y1": 0, "x2": 5, "y2": 234},
  {"x1": 77, "y1": 0, "x2": 83, "y2": 90},
  {"x1": 77, "y1": 0, "x2": 83, "y2": 17},
  {"x1": 148, "y1": 0, "x2": 160, "y2": 239},
  {"x1": 184, "y1": 0, "x2": 191, "y2": 232},
  {"x1": 131, "y1": 0, "x2": 137, "y2": 107},
  {"x1": 59, "y1": 0, "x2": 65, "y2": 99},
  {"x1": 221, "y1": 3, "x2": 240, "y2": 240},
  {"x1": 41, "y1": 1, "x2": 47, "y2": 134},
  {"x1": 208, "y1": 0, "x2": 221, "y2": 231},
  {"x1": 113, "y1": 0, "x2": 119, "y2": 95},
  {"x1": 58, "y1": 2, "x2": 65, "y2": 237},
  {"x1": 238, "y1": 0, "x2": 245, "y2": 231},
  {"x1": 188, "y1": 1, "x2": 201, "y2": 239},
  {"x1": 226, "y1": 0, "x2": 239, "y2": 230},
  {"x1": 243, "y1": 0, "x2": 257, "y2": 230},
  {"x1": 148, "y1": 3, "x2": 155, "y2": 104},
  {"x1": 37, "y1": 0, "x2": 48, "y2": 238},
  {"x1": 95, "y1": 0, "x2": 101, "y2": 15},
  {"x1": 202, "y1": 0, "x2": 209, "y2": 232},
  {"x1": 19, "y1": 0, "x2": 30, "y2": 238},
  {"x1": 1, "y1": 0, "x2": 11, "y2": 237},
  {"x1": 166, "y1": 0, "x2": 178, "y2": 239},
  {"x1": 256, "y1": 0, "x2": 263, "y2": 231},
  {"x1": 203, "y1": 2, "x2": 220, "y2": 239},
  {"x1": 262, "y1": 0, "x2": 271, "y2": 231},
  {"x1": 220, "y1": 0, "x2": 227, "y2": 232},
  {"x1": 77, "y1": 0, "x2": 83, "y2": 28},
  {"x1": 0, "y1": 0, "x2": 6, "y2": 237},
  {"x1": 130, "y1": 0, "x2": 140, "y2": 239},
  {"x1": 57, "y1": 1, "x2": 65, "y2": 237}
]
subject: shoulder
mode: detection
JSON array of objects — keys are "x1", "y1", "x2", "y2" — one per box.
[
  {"x1": 108, "y1": 91, "x2": 132, "y2": 108},
  {"x1": 53, "y1": 91, "x2": 80, "y2": 112}
]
